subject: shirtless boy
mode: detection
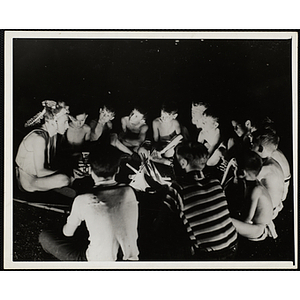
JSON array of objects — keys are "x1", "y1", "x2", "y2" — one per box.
[
  {"x1": 197, "y1": 107, "x2": 221, "y2": 156},
  {"x1": 152, "y1": 102, "x2": 181, "y2": 159},
  {"x1": 118, "y1": 107, "x2": 149, "y2": 154},
  {"x1": 15, "y1": 100, "x2": 71, "y2": 192},
  {"x1": 231, "y1": 150, "x2": 276, "y2": 240},
  {"x1": 191, "y1": 101, "x2": 209, "y2": 128},
  {"x1": 66, "y1": 106, "x2": 91, "y2": 151},
  {"x1": 39, "y1": 145, "x2": 139, "y2": 261},
  {"x1": 251, "y1": 128, "x2": 285, "y2": 219},
  {"x1": 90, "y1": 105, "x2": 115, "y2": 143}
]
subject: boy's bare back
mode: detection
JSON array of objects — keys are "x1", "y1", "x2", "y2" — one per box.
[
  {"x1": 248, "y1": 182, "x2": 273, "y2": 225},
  {"x1": 257, "y1": 157, "x2": 284, "y2": 210}
]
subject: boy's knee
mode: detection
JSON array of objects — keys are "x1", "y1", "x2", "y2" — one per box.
[
  {"x1": 39, "y1": 229, "x2": 51, "y2": 249},
  {"x1": 56, "y1": 174, "x2": 71, "y2": 186}
]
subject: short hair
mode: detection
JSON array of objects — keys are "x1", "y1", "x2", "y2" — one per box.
[
  {"x1": 252, "y1": 127, "x2": 280, "y2": 148},
  {"x1": 102, "y1": 103, "x2": 116, "y2": 114},
  {"x1": 203, "y1": 107, "x2": 219, "y2": 123},
  {"x1": 236, "y1": 150, "x2": 263, "y2": 177},
  {"x1": 176, "y1": 142, "x2": 209, "y2": 168},
  {"x1": 70, "y1": 103, "x2": 88, "y2": 117},
  {"x1": 229, "y1": 105, "x2": 265, "y2": 130},
  {"x1": 191, "y1": 100, "x2": 209, "y2": 109},
  {"x1": 89, "y1": 145, "x2": 122, "y2": 178},
  {"x1": 161, "y1": 101, "x2": 178, "y2": 114},
  {"x1": 133, "y1": 105, "x2": 147, "y2": 119}
]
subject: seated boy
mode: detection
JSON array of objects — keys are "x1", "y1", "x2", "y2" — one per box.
[
  {"x1": 117, "y1": 106, "x2": 149, "y2": 154},
  {"x1": 230, "y1": 150, "x2": 277, "y2": 241},
  {"x1": 173, "y1": 142, "x2": 238, "y2": 260},
  {"x1": 251, "y1": 128, "x2": 285, "y2": 219},
  {"x1": 151, "y1": 102, "x2": 182, "y2": 163},
  {"x1": 191, "y1": 100, "x2": 209, "y2": 128},
  {"x1": 66, "y1": 106, "x2": 91, "y2": 151},
  {"x1": 261, "y1": 117, "x2": 291, "y2": 201},
  {"x1": 89, "y1": 104, "x2": 115, "y2": 144},
  {"x1": 39, "y1": 145, "x2": 139, "y2": 261},
  {"x1": 271, "y1": 148, "x2": 291, "y2": 201},
  {"x1": 197, "y1": 107, "x2": 221, "y2": 156}
]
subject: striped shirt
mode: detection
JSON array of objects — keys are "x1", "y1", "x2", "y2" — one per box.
[{"x1": 172, "y1": 170, "x2": 238, "y2": 252}]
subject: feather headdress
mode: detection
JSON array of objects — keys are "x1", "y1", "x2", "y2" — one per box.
[
  {"x1": 24, "y1": 100, "x2": 69, "y2": 127},
  {"x1": 24, "y1": 108, "x2": 47, "y2": 127}
]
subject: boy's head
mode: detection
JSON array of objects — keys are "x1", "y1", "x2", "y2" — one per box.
[
  {"x1": 236, "y1": 150, "x2": 263, "y2": 179},
  {"x1": 191, "y1": 101, "x2": 209, "y2": 126},
  {"x1": 69, "y1": 105, "x2": 88, "y2": 128},
  {"x1": 231, "y1": 120, "x2": 246, "y2": 137},
  {"x1": 161, "y1": 102, "x2": 178, "y2": 123},
  {"x1": 251, "y1": 127, "x2": 279, "y2": 158},
  {"x1": 25, "y1": 100, "x2": 69, "y2": 135},
  {"x1": 201, "y1": 107, "x2": 219, "y2": 131},
  {"x1": 175, "y1": 142, "x2": 209, "y2": 171},
  {"x1": 89, "y1": 145, "x2": 122, "y2": 179},
  {"x1": 98, "y1": 105, "x2": 115, "y2": 124},
  {"x1": 129, "y1": 106, "x2": 147, "y2": 124},
  {"x1": 230, "y1": 106, "x2": 265, "y2": 137}
]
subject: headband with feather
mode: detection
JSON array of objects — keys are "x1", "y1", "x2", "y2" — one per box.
[{"x1": 24, "y1": 100, "x2": 69, "y2": 127}]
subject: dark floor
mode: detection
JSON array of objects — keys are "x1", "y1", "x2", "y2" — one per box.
[{"x1": 12, "y1": 185, "x2": 295, "y2": 264}]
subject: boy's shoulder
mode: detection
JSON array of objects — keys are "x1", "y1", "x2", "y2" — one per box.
[
  {"x1": 261, "y1": 158, "x2": 284, "y2": 175},
  {"x1": 152, "y1": 117, "x2": 161, "y2": 125},
  {"x1": 76, "y1": 184, "x2": 136, "y2": 204},
  {"x1": 83, "y1": 124, "x2": 91, "y2": 132},
  {"x1": 93, "y1": 183, "x2": 135, "y2": 195},
  {"x1": 89, "y1": 119, "x2": 97, "y2": 128},
  {"x1": 175, "y1": 173, "x2": 221, "y2": 188},
  {"x1": 121, "y1": 116, "x2": 129, "y2": 122},
  {"x1": 251, "y1": 183, "x2": 264, "y2": 197}
]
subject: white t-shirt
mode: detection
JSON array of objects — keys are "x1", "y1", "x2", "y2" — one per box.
[{"x1": 66, "y1": 184, "x2": 139, "y2": 261}]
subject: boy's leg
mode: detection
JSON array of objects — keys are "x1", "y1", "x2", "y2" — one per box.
[{"x1": 39, "y1": 229, "x2": 88, "y2": 261}]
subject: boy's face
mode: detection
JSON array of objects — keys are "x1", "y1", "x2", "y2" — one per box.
[
  {"x1": 99, "y1": 107, "x2": 115, "y2": 123},
  {"x1": 231, "y1": 120, "x2": 245, "y2": 137},
  {"x1": 176, "y1": 154, "x2": 188, "y2": 170},
  {"x1": 70, "y1": 113, "x2": 88, "y2": 128},
  {"x1": 160, "y1": 110, "x2": 177, "y2": 123},
  {"x1": 56, "y1": 113, "x2": 69, "y2": 134},
  {"x1": 201, "y1": 115, "x2": 218, "y2": 131},
  {"x1": 252, "y1": 142, "x2": 269, "y2": 159},
  {"x1": 193, "y1": 114, "x2": 205, "y2": 128},
  {"x1": 191, "y1": 103, "x2": 206, "y2": 125},
  {"x1": 129, "y1": 109, "x2": 144, "y2": 123}
]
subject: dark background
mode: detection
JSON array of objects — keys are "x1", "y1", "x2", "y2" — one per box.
[
  {"x1": 11, "y1": 36, "x2": 295, "y2": 263},
  {"x1": 13, "y1": 37, "x2": 293, "y2": 166}
]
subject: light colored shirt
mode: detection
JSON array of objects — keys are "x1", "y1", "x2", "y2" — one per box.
[{"x1": 65, "y1": 184, "x2": 139, "y2": 261}]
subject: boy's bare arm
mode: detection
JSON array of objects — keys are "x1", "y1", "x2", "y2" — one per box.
[
  {"x1": 62, "y1": 196, "x2": 83, "y2": 236},
  {"x1": 121, "y1": 117, "x2": 128, "y2": 132},
  {"x1": 174, "y1": 120, "x2": 181, "y2": 135},
  {"x1": 63, "y1": 223, "x2": 78, "y2": 237},
  {"x1": 137, "y1": 124, "x2": 149, "y2": 143},
  {"x1": 152, "y1": 119, "x2": 159, "y2": 142},
  {"x1": 84, "y1": 125, "x2": 91, "y2": 141}
]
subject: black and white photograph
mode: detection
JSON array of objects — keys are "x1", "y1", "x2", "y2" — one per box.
[{"x1": 3, "y1": 30, "x2": 298, "y2": 270}]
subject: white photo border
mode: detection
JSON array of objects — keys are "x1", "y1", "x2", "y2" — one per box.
[{"x1": 4, "y1": 30, "x2": 298, "y2": 270}]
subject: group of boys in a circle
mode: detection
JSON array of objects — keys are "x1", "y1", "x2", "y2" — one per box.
[{"x1": 15, "y1": 98, "x2": 291, "y2": 261}]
